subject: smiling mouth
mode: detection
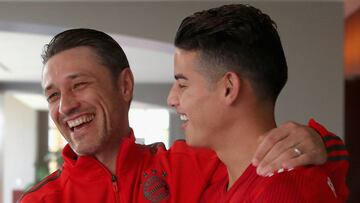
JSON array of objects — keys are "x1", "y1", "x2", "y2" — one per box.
[
  {"x1": 179, "y1": 114, "x2": 189, "y2": 130},
  {"x1": 67, "y1": 114, "x2": 95, "y2": 131},
  {"x1": 179, "y1": 114, "x2": 188, "y2": 121}
]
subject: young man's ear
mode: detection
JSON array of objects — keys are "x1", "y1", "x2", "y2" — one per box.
[
  {"x1": 222, "y1": 71, "x2": 241, "y2": 105},
  {"x1": 117, "y1": 67, "x2": 134, "y2": 103}
]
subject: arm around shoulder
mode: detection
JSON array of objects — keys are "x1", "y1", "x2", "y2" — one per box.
[
  {"x1": 255, "y1": 167, "x2": 342, "y2": 203},
  {"x1": 308, "y1": 119, "x2": 349, "y2": 202}
]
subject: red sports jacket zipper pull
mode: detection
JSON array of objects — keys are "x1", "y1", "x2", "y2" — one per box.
[{"x1": 112, "y1": 175, "x2": 118, "y2": 192}]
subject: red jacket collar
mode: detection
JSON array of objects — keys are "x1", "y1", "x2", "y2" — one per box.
[{"x1": 61, "y1": 129, "x2": 139, "y2": 179}]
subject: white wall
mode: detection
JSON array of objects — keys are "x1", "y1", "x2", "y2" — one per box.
[
  {"x1": 3, "y1": 94, "x2": 37, "y2": 203},
  {"x1": 0, "y1": 94, "x2": 4, "y2": 202},
  {"x1": 260, "y1": 2, "x2": 344, "y2": 136}
]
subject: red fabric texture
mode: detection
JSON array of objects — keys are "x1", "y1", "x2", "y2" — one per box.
[
  {"x1": 19, "y1": 130, "x2": 225, "y2": 203},
  {"x1": 201, "y1": 165, "x2": 340, "y2": 203},
  {"x1": 19, "y1": 119, "x2": 348, "y2": 203},
  {"x1": 308, "y1": 119, "x2": 349, "y2": 202},
  {"x1": 199, "y1": 119, "x2": 349, "y2": 203}
]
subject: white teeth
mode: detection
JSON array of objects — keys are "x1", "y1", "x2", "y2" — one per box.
[
  {"x1": 67, "y1": 114, "x2": 95, "y2": 128},
  {"x1": 180, "y1": 114, "x2": 188, "y2": 121}
]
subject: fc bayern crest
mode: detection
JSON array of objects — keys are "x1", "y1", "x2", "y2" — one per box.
[{"x1": 143, "y1": 174, "x2": 170, "y2": 202}]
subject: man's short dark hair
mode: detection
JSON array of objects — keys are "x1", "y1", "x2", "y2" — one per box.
[
  {"x1": 175, "y1": 4, "x2": 288, "y2": 103},
  {"x1": 42, "y1": 28, "x2": 129, "y2": 81}
]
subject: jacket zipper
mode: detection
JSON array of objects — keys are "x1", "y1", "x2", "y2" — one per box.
[{"x1": 112, "y1": 175, "x2": 120, "y2": 202}]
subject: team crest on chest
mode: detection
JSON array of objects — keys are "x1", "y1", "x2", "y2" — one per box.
[{"x1": 143, "y1": 169, "x2": 170, "y2": 202}]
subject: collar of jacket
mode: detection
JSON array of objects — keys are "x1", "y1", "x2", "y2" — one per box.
[{"x1": 60, "y1": 129, "x2": 142, "y2": 180}]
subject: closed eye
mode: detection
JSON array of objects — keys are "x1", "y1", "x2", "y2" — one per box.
[
  {"x1": 73, "y1": 82, "x2": 88, "y2": 90},
  {"x1": 178, "y1": 84, "x2": 187, "y2": 89},
  {"x1": 47, "y1": 92, "x2": 60, "y2": 103}
]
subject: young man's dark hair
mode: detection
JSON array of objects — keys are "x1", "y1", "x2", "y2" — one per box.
[
  {"x1": 42, "y1": 28, "x2": 129, "y2": 81},
  {"x1": 175, "y1": 4, "x2": 287, "y2": 103}
]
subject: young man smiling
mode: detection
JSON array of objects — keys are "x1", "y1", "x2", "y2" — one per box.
[
  {"x1": 168, "y1": 4, "x2": 348, "y2": 202},
  {"x1": 18, "y1": 27, "x2": 347, "y2": 202}
]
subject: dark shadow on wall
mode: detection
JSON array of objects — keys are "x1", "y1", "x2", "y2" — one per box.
[
  {"x1": 345, "y1": 78, "x2": 360, "y2": 203},
  {"x1": 345, "y1": 6, "x2": 360, "y2": 203}
]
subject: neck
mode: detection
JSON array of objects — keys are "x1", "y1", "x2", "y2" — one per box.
[
  {"x1": 214, "y1": 106, "x2": 276, "y2": 190},
  {"x1": 94, "y1": 127, "x2": 131, "y2": 175}
]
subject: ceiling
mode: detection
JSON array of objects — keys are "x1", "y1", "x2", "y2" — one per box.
[
  {"x1": 0, "y1": 0, "x2": 357, "y2": 85},
  {"x1": 0, "y1": 0, "x2": 355, "y2": 110},
  {"x1": 0, "y1": 28, "x2": 174, "y2": 83},
  {"x1": 0, "y1": 27, "x2": 175, "y2": 109},
  {"x1": 0, "y1": 0, "x2": 356, "y2": 85}
]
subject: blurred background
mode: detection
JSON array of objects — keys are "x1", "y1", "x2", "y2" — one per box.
[{"x1": 0, "y1": 0, "x2": 358, "y2": 202}]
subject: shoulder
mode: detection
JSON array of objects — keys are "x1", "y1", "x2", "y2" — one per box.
[
  {"x1": 137, "y1": 140, "x2": 224, "y2": 181},
  {"x1": 169, "y1": 140, "x2": 217, "y2": 157},
  {"x1": 137, "y1": 139, "x2": 218, "y2": 160},
  {"x1": 200, "y1": 177, "x2": 227, "y2": 203},
  {"x1": 18, "y1": 168, "x2": 67, "y2": 203},
  {"x1": 162, "y1": 140, "x2": 221, "y2": 171},
  {"x1": 254, "y1": 166, "x2": 339, "y2": 202}
]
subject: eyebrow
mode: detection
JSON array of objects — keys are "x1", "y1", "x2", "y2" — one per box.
[
  {"x1": 174, "y1": 74, "x2": 188, "y2": 80},
  {"x1": 44, "y1": 84, "x2": 53, "y2": 93},
  {"x1": 44, "y1": 73, "x2": 87, "y2": 92}
]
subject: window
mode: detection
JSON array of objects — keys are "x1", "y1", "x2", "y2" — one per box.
[
  {"x1": 48, "y1": 117, "x2": 66, "y2": 173},
  {"x1": 129, "y1": 108, "x2": 170, "y2": 149}
]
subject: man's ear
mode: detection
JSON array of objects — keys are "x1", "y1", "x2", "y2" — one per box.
[
  {"x1": 117, "y1": 68, "x2": 134, "y2": 103},
  {"x1": 222, "y1": 71, "x2": 241, "y2": 105}
]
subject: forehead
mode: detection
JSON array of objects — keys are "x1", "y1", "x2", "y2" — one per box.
[
  {"x1": 174, "y1": 48, "x2": 215, "y2": 82},
  {"x1": 42, "y1": 46, "x2": 107, "y2": 88},
  {"x1": 174, "y1": 48, "x2": 202, "y2": 72}
]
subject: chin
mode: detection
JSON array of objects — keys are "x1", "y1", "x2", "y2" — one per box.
[
  {"x1": 185, "y1": 137, "x2": 203, "y2": 148},
  {"x1": 70, "y1": 143, "x2": 97, "y2": 156},
  {"x1": 185, "y1": 132, "x2": 212, "y2": 149}
]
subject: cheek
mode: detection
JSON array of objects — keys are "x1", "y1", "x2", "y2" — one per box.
[
  {"x1": 180, "y1": 90, "x2": 200, "y2": 106},
  {"x1": 97, "y1": 94, "x2": 122, "y2": 120},
  {"x1": 182, "y1": 97, "x2": 207, "y2": 123},
  {"x1": 196, "y1": 97, "x2": 220, "y2": 124},
  {"x1": 49, "y1": 105, "x2": 58, "y2": 121}
]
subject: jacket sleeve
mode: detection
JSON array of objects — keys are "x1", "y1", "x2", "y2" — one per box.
[
  {"x1": 308, "y1": 119, "x2": 349, "y2": 202},
  {"x1": 255, "y1": 167, "x2": 340, "y2": 203}
]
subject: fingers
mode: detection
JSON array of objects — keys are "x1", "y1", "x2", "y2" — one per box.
[
  {"x1": 255, "y1": 128, "x2": 304, "y2": 176},
  {"x1": 252, "y1": 127, "x2": 288, "y2": 167},
  {"x1": 253, "y1": 121, "x2": 327, "y2": 176},
  {"x1": 257, "y1": 143, "x2": 305, "y2": 176},
  {"x1": 282, "y1": 131, "x2": 326, "y2": 168},
  {"x1": 282, "y1": 147, "x2": 312, "y2": 169}
]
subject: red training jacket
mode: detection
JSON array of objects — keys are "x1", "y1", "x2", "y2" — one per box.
[{"x1": 19, "y1": 119, "x2": 348, "y2": 203}]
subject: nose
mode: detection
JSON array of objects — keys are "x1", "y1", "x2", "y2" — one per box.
[
  {"x1": 59, "y1": 91, "x2": 80, "y2": 116},
  {"x1": 167, "y1": 83, "x2": 179, "y2": 107}
]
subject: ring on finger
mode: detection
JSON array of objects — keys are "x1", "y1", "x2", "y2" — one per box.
[{"x1": 293, "y1": 147, "x2": 302, "y2": 156}]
